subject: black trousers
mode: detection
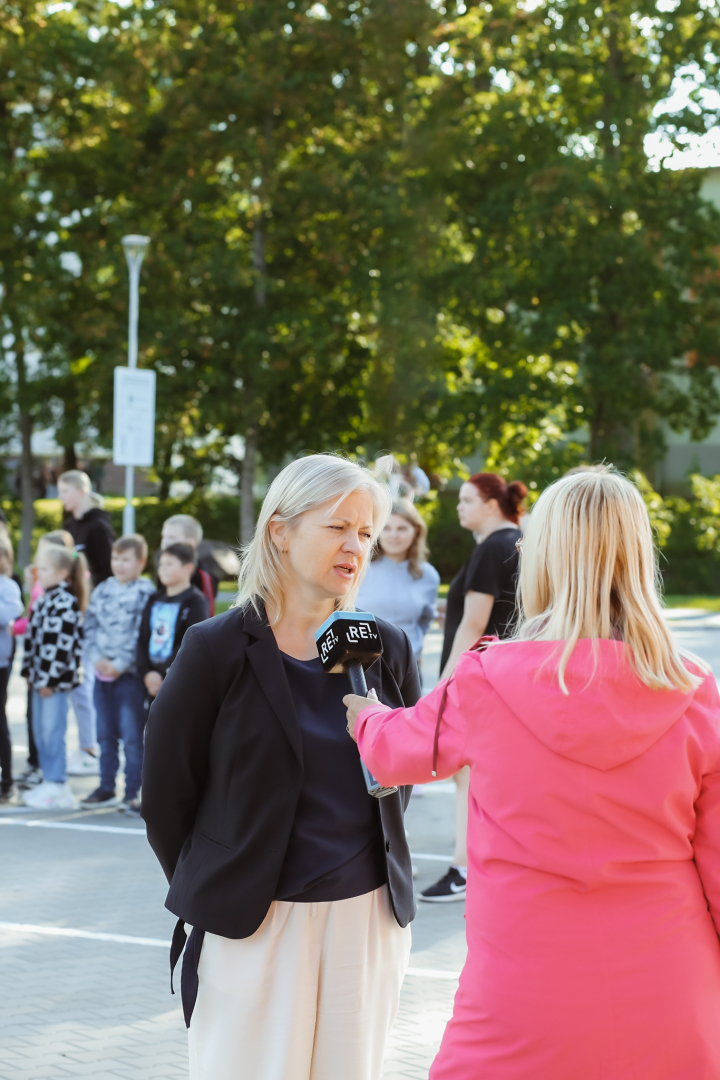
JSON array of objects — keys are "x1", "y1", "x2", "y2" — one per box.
[
  {"x1": 26, "y1": 684, "x2": 39, "y2": 769},
  {"x1": 0, "y1": 665, "x2": 12, "y2": 789}
]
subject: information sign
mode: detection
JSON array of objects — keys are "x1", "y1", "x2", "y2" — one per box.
[{"x1": 113, "y1": 367, "x2": 156, "y2": 467}]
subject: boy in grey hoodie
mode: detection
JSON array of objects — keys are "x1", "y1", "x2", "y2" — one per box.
[{"x1": 81, "y1": 535, "x2": 155, "y2": 813}]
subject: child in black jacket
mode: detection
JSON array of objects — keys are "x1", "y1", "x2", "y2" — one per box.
[{"x1": 137, "y1": 543, "x2": 209, "y2": 699}]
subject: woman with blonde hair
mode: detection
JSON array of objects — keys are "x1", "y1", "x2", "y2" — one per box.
[
  {"x1": 346, "y1": 466, "x2": 720, "y2": 1079},
  {"x1": 357, "y1": 500, "x2": 440, "y2": 662},
  {"x1": 142, "y1": 453, "x2": 420, "y2": 1080}
]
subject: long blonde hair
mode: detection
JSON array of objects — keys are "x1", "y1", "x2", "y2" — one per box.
[
  {"x1": 236, "y1": 454, "x2": 392, "y2": 623},
  {"x1": 42, "y1": 544, "x2": 90, "y2": 612},
  {"x1": 515, "y1": 467, "x2": 705, "y2": 694}
]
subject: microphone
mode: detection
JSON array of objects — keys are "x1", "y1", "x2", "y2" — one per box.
[{"x1": 315, "y1": 611, "x2": 398, "y2": 799}]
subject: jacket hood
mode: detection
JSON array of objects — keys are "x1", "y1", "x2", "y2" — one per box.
[{"x1": 480, "y1": 639, "x2": 696, "y2": 770}]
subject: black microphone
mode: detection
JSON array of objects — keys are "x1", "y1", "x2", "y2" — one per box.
[{"x1": 315, "y1": 611, "x2": 398, "y2": 799}]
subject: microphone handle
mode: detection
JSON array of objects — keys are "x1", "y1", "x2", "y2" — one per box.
[{"x1": 346, "y1": 661, "x2": 398, "y2": 800}]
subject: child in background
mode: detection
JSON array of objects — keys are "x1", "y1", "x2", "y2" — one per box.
[
  {"x1": 160, "y1": 514, "x2": 218, "y2": 614},
  {"x1": 137, "y1": 543, "x2": 209, "y2": 700},
  {"x1": 80, "y1": 535, "x2": 155, "y2": 813},
  {"x1": 14, "y1": 530, "x2": 98, "y2": 789},
  {"x1": 21, "y1": 545, "x2": 88, "y2": 809},
  {"x1": 0, "y1": 537, "x2": 25, "y2": 803}
]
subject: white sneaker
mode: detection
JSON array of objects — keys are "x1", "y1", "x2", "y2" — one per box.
[
  {"x1": 67, "y1": 750, "x2": 100, "y2": 776},
  {"x1": 22, "y1": 781, "x2": 76, "y2": 810}
]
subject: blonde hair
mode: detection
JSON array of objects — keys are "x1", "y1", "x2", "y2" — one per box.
[
  {"x1": 58, "y1": 470, "x2": 92, "y2": 493},
  {"x1": 41, "y1": 530, "x2": 75, "y2": 550},
  {"x1": 163, "y1": 514, "x2": 203, "y2": 544},
  {"x1": 516, "y1": 466, "x2": 706, "y2": 695},
  {"x1": 58, "y1": 470, "x2": 104, "y2": 509},
  {"x1": 374, "y1": 500, "x2": 429, "y2": 580},
  {"x1": 42, "y1": 545, "x2": 90, "y2": 612},
  {"x1": 237, "y1": 454, "x2": 392, "y2": 623},
  {"x1": 0, "y1": 536, "x2": 13, "y2": 575}
]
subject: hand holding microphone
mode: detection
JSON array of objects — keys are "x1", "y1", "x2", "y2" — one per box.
[
  {"x1": 344, "y1": 687, "x2": 387, "y2": 742},
  {"x1": 315, "y1": 611, "x2": 398, "y2": 799}
]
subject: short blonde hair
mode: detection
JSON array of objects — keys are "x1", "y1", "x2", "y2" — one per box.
[
  {"x1": 163, "y1": 514, "x2": 203, "y2": 544},
  {"x1": 237, "y1": 454, "x2": 392, "y2": 623},
  {"x1": 58, "y1": 470, "x2": 92, "y2": 494},
  {"x1": 516, "y1": 466, "x2": 705, "y2": 694},
  {"x1": 58, "y1": 471, "x2": 104, "y2": 509}
]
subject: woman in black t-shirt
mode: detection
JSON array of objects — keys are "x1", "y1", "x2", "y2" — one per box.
[{"x1": 421, "y1": 472, "x2": 527, "y2": 904}]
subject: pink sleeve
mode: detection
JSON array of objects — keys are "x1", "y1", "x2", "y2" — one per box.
[
  {"x1": 13, "y1": 617, "x2": 28, "y2": 636},
  {"x1": 691, "y1": 677, "x2": 720, "y2": 937},
  {"x1": 356, "y1": 651, "x2": 485, "y2": 786}
]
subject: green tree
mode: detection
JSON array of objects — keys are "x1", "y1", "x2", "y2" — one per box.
[{"x1": 423, "y1": 0, "x2": 720, "y2": 478}]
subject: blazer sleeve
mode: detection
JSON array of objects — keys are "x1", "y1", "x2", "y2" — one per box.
[{"x1": 142, "y1": 624, "x2": 221, "y2": 882}]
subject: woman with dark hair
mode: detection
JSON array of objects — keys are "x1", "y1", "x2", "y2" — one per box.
[{"x1": 421, "y1": 472, "x2": 526, "y2": 903}]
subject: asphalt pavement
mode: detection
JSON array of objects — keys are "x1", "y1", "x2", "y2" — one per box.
[{"x1": 1, "y1": 615, "x2": 718, "y2": 1079}]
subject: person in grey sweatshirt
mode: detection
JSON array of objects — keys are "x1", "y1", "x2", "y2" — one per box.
[
  {"x1": 81, "y1": 535, "x2": 155, "y2": 813},
  {"x1": 0, "y1": 537, "x2": 26, "y2": 801}
]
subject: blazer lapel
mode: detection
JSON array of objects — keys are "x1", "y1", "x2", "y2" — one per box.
[{"x1": 243, "y1": 609, "x2": 304, "y2": 766}]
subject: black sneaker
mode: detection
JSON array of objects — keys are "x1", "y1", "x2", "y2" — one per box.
[
  {"x1": 79, "y1": 788, "x2": 118, "y2": 809},
  {"x1": 419, "y1": 866, "x2": 467, "y2": 903},
  {"x1": 122, "y1": 797, "x2": 141, "y2": 816},
  {"x1": 17, "y1": 767, "x2": 43, "y2": 790},
  {"x1": 0, "y1": 783, "x2": 14, "y2": 804}
]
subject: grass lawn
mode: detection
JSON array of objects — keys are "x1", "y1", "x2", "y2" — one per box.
[
  {"x1": 664, "y1": 595, "x2": 720, "y2": 612},
  {"x1": 216, "y1": 587, "x2": 236, "y2": 616}
]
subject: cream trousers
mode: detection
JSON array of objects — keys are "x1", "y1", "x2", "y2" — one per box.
[{"x1": 188, "y1": 885, "x2": 411, "y2": 1080}]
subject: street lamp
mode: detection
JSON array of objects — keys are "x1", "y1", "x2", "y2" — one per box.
[{"x1": 121, "y1": 234, "x2": 150, "y2": 535}]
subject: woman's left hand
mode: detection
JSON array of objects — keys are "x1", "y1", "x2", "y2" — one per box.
[{"x1": 343, "y1": 688, "x2": 389, "y2": 742}]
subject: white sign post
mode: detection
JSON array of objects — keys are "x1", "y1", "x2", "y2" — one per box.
[
  {"x1": 117, "y1": 234, "x2": 151, "y2": 535},
  {"x1": 113, "y1": 367, "x2": 156, "y2": 534}
]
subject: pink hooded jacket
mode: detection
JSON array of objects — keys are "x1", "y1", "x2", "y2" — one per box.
[{"x1": 356, "y1": 639, "x2": 720, "y2": 1080}]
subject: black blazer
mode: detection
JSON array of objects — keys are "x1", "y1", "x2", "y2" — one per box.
[{"x1": 142, "y1": 604, "x2": 421, "y2": 940}]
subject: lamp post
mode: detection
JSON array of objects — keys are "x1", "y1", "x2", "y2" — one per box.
[{"x1": 121, "y1": 234, "x2": 150, "y2": 535}]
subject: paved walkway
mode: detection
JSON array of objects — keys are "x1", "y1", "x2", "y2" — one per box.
[{"x1": 1, "y1": 616, "x2": 718, "y2": 1080}]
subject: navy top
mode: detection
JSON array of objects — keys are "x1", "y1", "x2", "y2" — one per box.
[{"x1": 274, "y1": 654, "x2": 387, "y2": 903}]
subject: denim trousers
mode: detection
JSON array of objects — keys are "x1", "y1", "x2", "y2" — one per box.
[
  {"x1": 70, "y1": 652, "x2": 97, "y2": 749},
  {"x1": 32, "y1": 689, "x2": 70, "y2": 784},
  {"x1": 94, "y1": 673, "x2": 146, "y2": 799}
]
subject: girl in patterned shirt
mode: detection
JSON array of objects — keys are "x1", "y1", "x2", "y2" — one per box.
[{"x1": 21, "y1": 545, "x2": 89, "y2": 809}]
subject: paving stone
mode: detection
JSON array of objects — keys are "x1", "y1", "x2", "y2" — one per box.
[{"x1": 0, "y1": 645, "x2": 470, "y2": 1078}]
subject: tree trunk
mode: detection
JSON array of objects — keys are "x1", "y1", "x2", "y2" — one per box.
[
  {"x1": 63, "y1": 444, "x2": 77, "y2": 472},
  {"x1": 240, "y1": 424, "x2": 258, "y2": 545},
  {"x1": 18, "y1": 410, "x2": 35, "y2": 568},
  {"x1": 12, "y1": 333, "x2": 35, "y2": 567},
  {"x1": 239, "y1": 156, "x2": 271, "y2": 545}
]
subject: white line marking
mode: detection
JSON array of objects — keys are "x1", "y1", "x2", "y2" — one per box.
[
  {"x1": 0, "y1": 922, "x2": 462, "y2": 979},
  {"x1": 0, "y1": 819, "x2": 451, "y2": 860},
  {"x1": 0, "y1": 922, "x2": 169, "y2": 947},
  {"x1": 406, "y1": 966, "x2": 460, "y2": 980},
  {"x1": 0, "y1": 819, "x2": 145, "y2": 835}
]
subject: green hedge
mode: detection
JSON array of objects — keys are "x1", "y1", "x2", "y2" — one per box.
[
  {"x1": 6, "y1": 478, "x2": 720, "y2": 595},
  {"x1": 1, "y1": 494, "x2": 260, "y2": 567}
]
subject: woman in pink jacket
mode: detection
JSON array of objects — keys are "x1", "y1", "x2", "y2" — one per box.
[{"x1": 345, "y1": 467, "x2": 720, "y2": 1080}]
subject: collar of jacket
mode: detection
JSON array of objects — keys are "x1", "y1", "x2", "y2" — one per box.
[{"x1": 240, "y1": 603, "x2": 304, "y2": 767}]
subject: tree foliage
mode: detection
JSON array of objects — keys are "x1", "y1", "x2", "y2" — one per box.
[{"x1": 2, "y1": 0, "x2": 720, "y2": 551}]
